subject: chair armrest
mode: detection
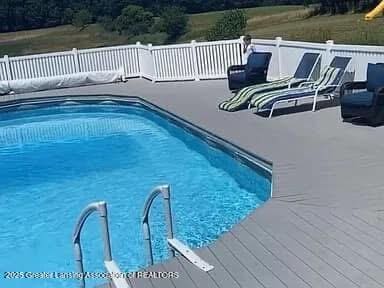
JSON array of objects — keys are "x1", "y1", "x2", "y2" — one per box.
[
  {"x1": 340, "y1": 81, "x2": 367, "y2": 98},
  {"x1": 288, "y1": 78, "x2": 305, "y2": 89},
  {"x1": 227, "y1": 65, "x2": 246, "y2": 79},
  {"x1": 228, "y1": 65, "x2": 246, "y2": 73},
  {"x1": 315, "y1": 84, "x2": 338, "y2": 93},
  {"x1": 299, "y1": 81, "x2": 315, "y2": 88}
]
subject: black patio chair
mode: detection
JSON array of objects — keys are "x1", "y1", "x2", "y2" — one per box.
[
  {"x1": 227, "y1": 52, "x2": 272, "y2": 91},
  {"x1": 340, "y1": 63, "x2": 384, "y2": 126}
]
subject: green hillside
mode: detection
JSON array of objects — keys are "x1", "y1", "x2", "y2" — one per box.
[{"x1": 0, "y1": 5, "x2": 383, "y2": 57}]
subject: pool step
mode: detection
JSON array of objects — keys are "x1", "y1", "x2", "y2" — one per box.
[{"x1": 168, "y1": 238, "x2": 214, "y2": 272}]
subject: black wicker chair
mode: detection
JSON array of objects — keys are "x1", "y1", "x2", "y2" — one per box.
[
  {"x1": 227, "y1": 52, "x2": 272, "y2": 91},
  {"x1": 340, "y1": 63, "x2": 384, "y2": 126}
]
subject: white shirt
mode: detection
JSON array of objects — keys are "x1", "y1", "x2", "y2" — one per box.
[{"x1": 242, "y1": 43, "x2": 257, "y2": 64}]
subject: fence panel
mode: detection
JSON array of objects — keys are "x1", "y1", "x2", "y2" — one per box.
[
  {"x1": 195, "y1": 40, "x2": 241, "y2": 79},
  {"x1": 9, "y1": 52, "x2": 76, "y2": 80},
  {"x1": 0, "y1": 59, "x2": 7, "y2": 81},
  {"x1": 78, "y1": 45, "x2": 140, "y2": 77},
  {"x1": 152, "y1": 44, "x2": 194, "y2": 81},
  {"x1": 3, "y1": 38, "x2": 384, "y2": 86},
  {"x1": 330, "y1": 44, "x2": 384, "y2": 81}
]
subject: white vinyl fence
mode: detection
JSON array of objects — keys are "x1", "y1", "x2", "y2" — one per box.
[{"x1": 0, "y1": 36, "x2": 384, "y2": 85}]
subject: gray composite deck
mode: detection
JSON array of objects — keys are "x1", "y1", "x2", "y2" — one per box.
[{"x1": 2, "y1": 79, "x2": 384, "y2": 288}]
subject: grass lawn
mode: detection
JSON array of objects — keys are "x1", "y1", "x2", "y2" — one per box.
[
  {"x1": 249, "y1": 12, "x2": 384, "y2": 45},
  {"x1": 179, "y1": 5, "x2": 303, "y2": 42},
  {"x1": 0, "y1": 25, "x2": 130, "y2": 56},
  {"x1": 0, "y1": 5, "x2": 383, "y2": 57}
]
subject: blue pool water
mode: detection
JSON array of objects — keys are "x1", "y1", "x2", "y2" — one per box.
[{"x1": 0, "y1": 103, "x2": 271, "y2": 288}]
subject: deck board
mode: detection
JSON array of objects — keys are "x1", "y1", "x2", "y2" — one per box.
[
  {"x1": 199, "y1": 247, "x2": 242, "y2": 288},
  {"x1": 176, "y1": 256, "x2": 218, "y2": 288},
  {"x1": 146, "y1": 265, "x2": 175, "y2": 288},
  {"x1": 230, "y1": 224, "x2": 310, "y2": 288},
  {"x1": 6, "y1": 79, "x2": 384, "y2": 288},
  {"x1": 255, "y1": 208, "x2": 383, "y2": 288},
  {"x1": 158, "y1": 258, "x2": 197, "y2": 288},
  {"x1": 285, "y1": 208, "x2": 384, "y2": 286},
  {"x1": 220, "y1": 232, "x2": 286, "y2": 288},
  {"x1": 208, "y1": 241, "x2": 264, "y2": 288}
]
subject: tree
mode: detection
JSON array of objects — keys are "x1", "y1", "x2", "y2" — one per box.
[
  {"x1": 99, "y1": 16, "x2": 115, "y2": 31},
  {"x1": 62, "y1": 8, "x2": 74, "y2": 24},
  {"x1": 72, "y1": 9, "x2": 92, "y2": 30},
  {"x1": 2, "y1": 0, "x2": 379, "y2": 33},
  {"x1": 206, "y1": 9, "x2": 247, "y2": 41},
  {"x1": 158, "y1": 6, "x2": 188, "y2": 40},
  {"x1": 114, "y1": 5, "x2": 154, "y2": 36}
]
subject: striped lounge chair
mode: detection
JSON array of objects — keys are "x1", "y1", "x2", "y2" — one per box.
[
  {"x1": 249, "y1": 56, "x2": 352, "y2": 118},
  {"x1": 219, "y1": 53, "x2": 321, "y2": 112}
]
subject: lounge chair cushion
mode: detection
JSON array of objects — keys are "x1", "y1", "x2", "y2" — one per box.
[
  {"x1": 219, "y1": 77, "x2": 298, "y2": 111},
  {"x1": 367, "y1": 63, "x2": 384, "y2": 92},
  {"x1": 250, "y1": 67, "x2": 341, "y2": 109},
  {"x1": 340, "y1": 91, "x2": 374, "y2": 107}
]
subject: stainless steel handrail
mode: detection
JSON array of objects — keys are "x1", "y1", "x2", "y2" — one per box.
[
  {"x1": 141, "y1": 185, "x2": 175, "y2": 266},
  {"x1": 141, "y1": 185, "x2": 214, "y2": 272},
  {"x1": 72, "y1": 201, "x2": 112, "y2": 288}
]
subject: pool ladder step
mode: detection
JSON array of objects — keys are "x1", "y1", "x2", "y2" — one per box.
[{"x1": 142, "y1": 185, "x2": 214, "y2": 272}]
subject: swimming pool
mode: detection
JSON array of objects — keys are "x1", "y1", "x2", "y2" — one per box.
[{"x1": 0, "y1": 101, "x2": 271, "y2": 288}]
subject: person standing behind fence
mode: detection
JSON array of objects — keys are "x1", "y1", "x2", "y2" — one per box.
[{"x1": 242, "y1": 35, "x2": 257, "y2": 64}]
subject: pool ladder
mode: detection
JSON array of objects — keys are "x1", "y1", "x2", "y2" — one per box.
[
  {"x1": 72, "y1": 201, "x2": 130, "y2": 288},
  {"x1": 72, "y1": 185, "x2": 213, "y2": 288},
  {"x1": 142, "y1": 185, "x2": 214, "y2": 271}
]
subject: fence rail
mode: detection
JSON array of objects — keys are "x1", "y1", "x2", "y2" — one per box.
[{"x1": 1, "y1": 37, "x2": 384, "y2": 85}]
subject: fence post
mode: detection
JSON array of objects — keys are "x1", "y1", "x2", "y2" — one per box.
[
  {"x1": 275, "y1": 37, "x2": 283, "y2": 79},
  {"x1": 4, "y1": 55, "x2": 12, "y2": 81},
  {"x1": 72, "y1": 48, "x2": 80, "y2": 73},
  {"x1": 148, "y1": 43, "x2": 156, "y2": 82},
  {"x1": 136, "y1": 41, "x2": 142, "y2": 78},
  {"x1": 239, "y1": 36, "x2": 245, "y2": 64},
  {"x1": 325, "y1": 40, "x2": 334, "y2": 66},
  {"x1": 191, "y1": 40, "x2": 200, "y2": 81}
]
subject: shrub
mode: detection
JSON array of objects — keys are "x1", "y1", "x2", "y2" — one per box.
[
  {"x1": 114, "y1": 5, "x2": 154, "y2": 36},
  {"x1": 157, "y1": 6, "x2": 188, "y2": 40},
  {"x1": 99, "y1": 16, "x2": 115, "y2": 32},
  {"x1": 206, "y1": 9, "x2": 247, "y2": 41},
  {"x1": 72, "y1": 9, "x2": 92, "y2": 30}
]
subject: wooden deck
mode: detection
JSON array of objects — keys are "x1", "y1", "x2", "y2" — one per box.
[{"x1": 3, "y1": 79, "x2": 384, "y2": 288}]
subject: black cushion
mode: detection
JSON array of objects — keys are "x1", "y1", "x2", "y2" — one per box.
[
  {"x1": 245, "y1": 52, "x2": 271, "y2": 77},
  {"x1": 341, "y1": 91, "x2": 375, "y2": 107},
  {"x1": 367, "y1": 63, "x2": 384, "y2": 92}
]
